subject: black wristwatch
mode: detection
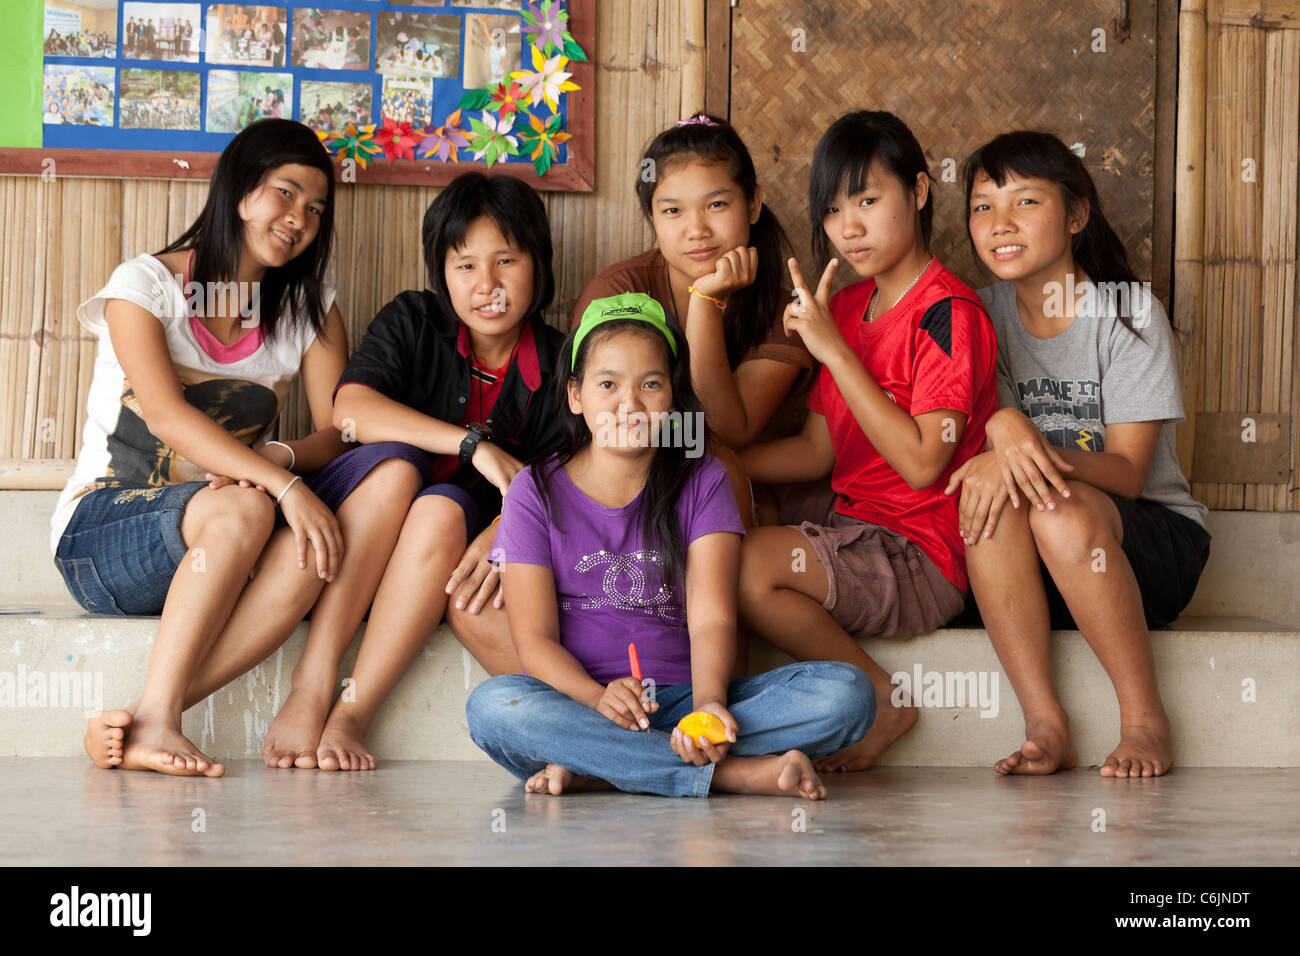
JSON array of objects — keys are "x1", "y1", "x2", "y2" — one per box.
[{"x1": 459, "y1": 422, "x2": 494, "y2": 464}]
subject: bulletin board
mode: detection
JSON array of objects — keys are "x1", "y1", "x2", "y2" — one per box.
[{"x1": 0, "y1": 0, "x2": 594, "y2": 189}]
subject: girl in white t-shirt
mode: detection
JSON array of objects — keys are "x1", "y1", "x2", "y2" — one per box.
[{"x1": 54, "y1": 119, "x2": 351, "y2": 777}]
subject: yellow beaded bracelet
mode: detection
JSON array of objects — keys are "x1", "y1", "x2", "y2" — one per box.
[{"x1": 687, "y1": 286, "x2": 727, "y2": 311}]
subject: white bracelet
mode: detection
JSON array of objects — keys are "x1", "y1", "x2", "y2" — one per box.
[
  {"x1": 276, "y1": 474, "x2": 302, "y2": 504},
  {"x1": 265, "y1": 440, "x2": 295, "y2": 471}
]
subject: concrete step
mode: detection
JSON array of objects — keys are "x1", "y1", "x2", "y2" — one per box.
[
  {"x1": 7, "y1": 489, "x2": 1299, "y2": 767},
  {"x1": 1, "y1": 607, "x2": 1296, "y2": 767},
  {"x1": 9, "y1": 489, "x2": 1300, "y2": 626}
]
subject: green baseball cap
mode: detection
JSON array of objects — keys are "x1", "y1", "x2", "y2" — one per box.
[{"x1": 571, "y1": 292, "x2": 679, "y2": 371}]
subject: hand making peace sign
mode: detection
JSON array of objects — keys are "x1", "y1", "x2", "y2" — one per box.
[{"x1": 781, "y1": 256, "x2": 845, "y2": 365}]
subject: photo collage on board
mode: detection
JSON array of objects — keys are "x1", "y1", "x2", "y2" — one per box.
[{"x1": 39, "y1": 0, "x2": 541, "y2": 155}]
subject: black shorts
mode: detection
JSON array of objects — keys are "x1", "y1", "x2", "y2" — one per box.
[{"x1": 955, "y1": 493, "x2": 1212, "y2": 630}]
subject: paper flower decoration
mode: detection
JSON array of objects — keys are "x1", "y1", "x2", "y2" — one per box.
[
  {"x1": 318, "y1": 122, "x2": 382, "y2": 170},
  {"x1": 518, "y1": 111, "x2": 572, "y2": 176},
  {"x1": 467, "y1": 111, "x2": 520, "y2": 168},
  {"x1": 377, "y1": 116, "x2": 420, "y2": 163},
  {"x1": 522, "y1": 0, "x2": 587, "y2": 62},
  {"x1": 522, "y1": 0, "x2": 566, "y2": 55},
  {"x1": 488, "y1": 81, "x2": 526, "y2": 118},
  {"x1": 417, "y1": 109, "x2": 471, "y2": 164},
  {"x1": 511, "y1": 46, "x2": 580, "y2": 114}
]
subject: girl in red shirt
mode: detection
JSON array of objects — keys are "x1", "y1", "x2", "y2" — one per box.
[{"x1": 738, "y1": 111, "x2": 999, "y2": 771}]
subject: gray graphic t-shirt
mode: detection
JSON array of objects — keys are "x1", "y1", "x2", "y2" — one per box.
[{"x1": 979, "y1": 280, "x2": 1207, "y2": 527}]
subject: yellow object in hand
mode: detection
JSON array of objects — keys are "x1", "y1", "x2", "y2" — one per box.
[{"x1": 677, "y1": 712, "x2": 728, "y2": 745}]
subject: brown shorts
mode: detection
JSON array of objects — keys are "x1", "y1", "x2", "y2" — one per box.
[{"x1": 795, "y1": 510, "x2": 966, "y2": 640}]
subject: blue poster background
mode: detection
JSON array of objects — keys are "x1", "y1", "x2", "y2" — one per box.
[{"x1": 39, "y1": 0, "x2": 567, "y2": 167}]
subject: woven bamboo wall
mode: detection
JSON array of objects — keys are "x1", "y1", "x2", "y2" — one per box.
[
  {"x1": 728, "y1": 0, "x2": 1158, "y2": 297},
  {"x1": 0, "y1": 0, "x2": 703, "y2": 487},
  {"x1": 1177, "y1": 0, "x2": 1300, "y2": 511},
  {"x1": 5, "y1": 1, "x2": 1297, "y2": 511}
]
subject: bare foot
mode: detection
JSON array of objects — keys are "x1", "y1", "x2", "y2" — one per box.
[
  {"x1": 995, "y1": 714, "x2": 1078, "y2": 775},
  {"x1": 1101, "y1": 723, "x2": 1173, "y2": 778},
  {"x1": 262, "y1": 686, "x2": 332, "y2": 769},
  {"x1": 119, "y1": 714, "x2": 225, "y2": 777},
  {"x1": 814, "y1": 701, "x2": 917, "y2": 772},
  {"x1": 315, "y1": 710, "x2": 375, "y2": 772},
  {"x1": 524, "y1": 763, "x2": 614, "y2": 795},
  {"x1": 714, "y1": 750, "x2": 827, "y2": 799},
  {"x1": 84, "y1": 709, "x2": 133, "y2": 769}
]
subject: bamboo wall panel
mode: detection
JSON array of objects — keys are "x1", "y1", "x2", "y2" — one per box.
[
  {"x1": 728, "y1": 0, "x2": 1158, "y2": 293},
  {"x1": 1264, "y1": 30, "x2": 1300, "y2": 511},
  {"x1": 1175, "y1": 0, "x2": 1208, "y2": 488},
  {"x1": 0, "y1": 0, "x2": 699, "y2": 475},
  {"x1": 6, "y1": 0, "x2": 1297, "y2": 511},
  {"x1": 1183, "y1": 0, "x2": 1300, "y2": 511}
]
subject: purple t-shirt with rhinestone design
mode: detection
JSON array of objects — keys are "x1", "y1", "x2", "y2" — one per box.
[{"x1": 495, "y1": 454, "x2": 745, "y2": 686}]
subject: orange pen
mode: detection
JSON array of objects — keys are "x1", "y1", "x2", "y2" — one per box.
[{"x1": 628, "y1": 642, "x2": 643, "y2": 682}]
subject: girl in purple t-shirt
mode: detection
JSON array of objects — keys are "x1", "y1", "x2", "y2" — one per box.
[{"x1": 466, "y1": 293, "x2": 875, "y2": 799}]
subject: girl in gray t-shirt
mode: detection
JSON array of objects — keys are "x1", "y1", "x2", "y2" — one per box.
[{"x1": 948, "y1": 130, "x2": 1211, "y2": 781}]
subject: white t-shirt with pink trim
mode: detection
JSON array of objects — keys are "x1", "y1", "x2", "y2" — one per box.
[{"x1": 50, "y1": 253, "x2": 335, "y2": 554}]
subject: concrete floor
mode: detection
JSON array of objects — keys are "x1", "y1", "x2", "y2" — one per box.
[{"x1": 2, "y1": 758, "x2": 1297, "y2": 866}]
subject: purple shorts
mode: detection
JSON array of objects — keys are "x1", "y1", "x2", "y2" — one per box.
[{"x1": 307, "y1": 441, "x2": 482, "y2": 541}]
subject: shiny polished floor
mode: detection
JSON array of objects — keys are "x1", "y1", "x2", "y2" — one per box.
[{"x1": 2, "y1": 758, "x2": 1296, "y2": 866}]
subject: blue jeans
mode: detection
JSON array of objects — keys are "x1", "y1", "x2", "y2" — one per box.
[
  {"x1": 466, "y1": 662, "x2": 876, "y2": 797},
  {"x1": 54, "y1": 481, "x2": 208, "y2": 615}
]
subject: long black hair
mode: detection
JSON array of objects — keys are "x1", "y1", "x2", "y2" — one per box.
[
  {"x1": 961, "y1": 130, "x2": 1145, "y2": 332},
  {"x1": 808, "y1": 110, "x2": 934, "y2": 268},
  {"x1": 421, "y1": 172, "x2": 555, "y2": 324},
  {"x1": 157, "y1": 118, "x2": 335, "y2": 343},
  {"x1": 532, "y1": 319, "x2": 711, "y2": 593},
  {"x1": 635, "y1": 116, "x2": 792, "y2": 369}
]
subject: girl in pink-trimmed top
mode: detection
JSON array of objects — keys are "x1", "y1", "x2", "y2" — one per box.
[{"x1": 52, "y1": 120, "x2": 350, "y2": 777}]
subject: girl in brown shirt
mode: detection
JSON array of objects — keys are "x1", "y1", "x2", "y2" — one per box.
[{"x1": 570, "y1": 116, "x2": 813, "y2": 457}]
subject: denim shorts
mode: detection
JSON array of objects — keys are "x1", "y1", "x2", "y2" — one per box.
[{"x1": 54, "y1": 481, "x2": 208, "y2": 615}]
